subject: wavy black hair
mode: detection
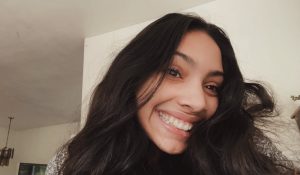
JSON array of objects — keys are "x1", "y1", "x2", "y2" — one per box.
[{"x1": 60, "y1": 13, "x2": 294, "y2": 175}]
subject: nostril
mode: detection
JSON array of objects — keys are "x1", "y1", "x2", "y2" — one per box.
[{"x1": 181, "y1": 104, "x2": 189, "y2": 108}]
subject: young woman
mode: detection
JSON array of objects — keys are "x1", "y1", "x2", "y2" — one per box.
[{"x1": 46, "y1": 13, "x2": 295, "y2": 175}]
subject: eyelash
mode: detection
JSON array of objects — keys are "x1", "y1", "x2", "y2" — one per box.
[
  {"x1": 205, "y1": 84, "x2": 220, "y2": 96},
  {"x1": 166, "y1": 67, "x2": 221, "y2": 96},
  {"x1": 167, "y1": 67, "x2": 182, "y2": 78}
]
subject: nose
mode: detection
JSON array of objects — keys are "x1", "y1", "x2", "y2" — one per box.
[{"x1": 176, "y1": 82, "x2": 207, "y2": 114}]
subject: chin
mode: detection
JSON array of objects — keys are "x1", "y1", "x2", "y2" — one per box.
[
  {"x1": 166, "y1": 149, "x2": 185, "y2": 155},
  {"x1": 156, "y1": 141, "x2": 187, "y2": 155}
]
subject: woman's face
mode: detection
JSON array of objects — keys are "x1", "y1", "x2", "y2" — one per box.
[{"x1": 137, "y1": 30, "x2": 224, "y2": 154}]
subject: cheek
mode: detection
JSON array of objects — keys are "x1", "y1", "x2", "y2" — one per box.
[{"x1": 207, "y1": 99, "x2": 219, "y2": 118}]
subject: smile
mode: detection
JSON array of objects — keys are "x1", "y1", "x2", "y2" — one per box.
[{"x1": 158, "y1": 111, "x2": 193, "y2": 131}]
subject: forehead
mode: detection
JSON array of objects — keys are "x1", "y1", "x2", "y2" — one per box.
[{"x1": 175, "y1": 30, "x2": 223, "y2": 72}]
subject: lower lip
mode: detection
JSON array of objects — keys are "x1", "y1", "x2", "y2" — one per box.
[{"x1": 157, "y1": 110, "x2": 191, "y2": 138}]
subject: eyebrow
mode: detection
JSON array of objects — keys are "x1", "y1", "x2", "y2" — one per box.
[
  {"x1": 174, "y1": 51, "x2": 196, "y2": 65},
  {"x1": 207, "y1": 71, "x2": 224, "y2": 78},
  {"x1": 174, "y1": 51, "x2": 224, "y2": 78}
]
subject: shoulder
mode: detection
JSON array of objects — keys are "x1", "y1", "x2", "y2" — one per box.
[{"x1": 45, "y1": 148, "x2": 68, "y2": 175}]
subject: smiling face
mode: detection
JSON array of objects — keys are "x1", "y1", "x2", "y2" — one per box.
[{"x1": 137, "y1": 30, "x2": 224, "y2": 154}]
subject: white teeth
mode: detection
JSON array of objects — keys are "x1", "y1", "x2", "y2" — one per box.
[{"x1": 159, "y1": 111, "x2": 193, "y2": 131}]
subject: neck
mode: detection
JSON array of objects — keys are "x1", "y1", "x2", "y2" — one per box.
[{"x1": 141, "y1": 144, "x2": 192, "y2": 175}]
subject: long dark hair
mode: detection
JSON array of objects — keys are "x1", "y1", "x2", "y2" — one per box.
[{"x1": 60, "y1": 13, "x2": 294, "y2": 175}]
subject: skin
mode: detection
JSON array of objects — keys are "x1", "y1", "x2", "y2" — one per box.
[{"x1": 137, "y1": 30, "x2": 224, "y2": 154}]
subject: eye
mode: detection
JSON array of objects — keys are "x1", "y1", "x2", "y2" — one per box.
[
  {"x1": 167, "y1": 67, "x2": 182, "y2": 78},
  {"x1": 205, "y1": 84, "x2": 219, "y2": 96}
]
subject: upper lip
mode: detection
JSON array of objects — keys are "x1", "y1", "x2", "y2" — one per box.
[{"x1": 157, "y1": 109, "x2": 201, "y2": 124}]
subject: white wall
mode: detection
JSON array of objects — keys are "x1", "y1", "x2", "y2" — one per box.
[
  {"x1": 82, "y1": 0, "x2": 300, "y2": 167},
  {"x1": 0, "y1": 122, "x2": 79, "y2": 175},
  {"x1": 0, "y1": 127, "x2": 8, "y2": 147}
]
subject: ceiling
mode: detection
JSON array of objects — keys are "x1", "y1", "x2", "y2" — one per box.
[{"x1": 0, "y1": 0, "x2": 212, "y2": 130}]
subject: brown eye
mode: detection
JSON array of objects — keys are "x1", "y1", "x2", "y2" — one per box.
[
  {"x1": 205, "y1": 84, "x2": 219, "y2": 96},
  {"x1": 167, "y1": 67, "x2": 182, "y2": 78}
]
